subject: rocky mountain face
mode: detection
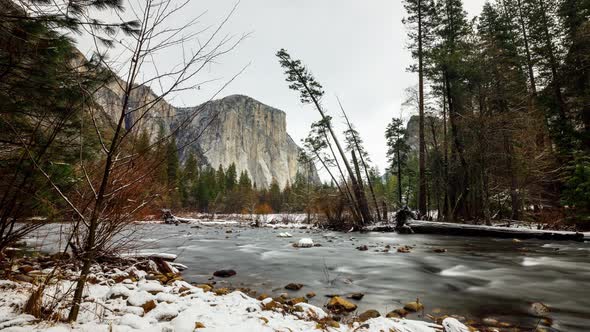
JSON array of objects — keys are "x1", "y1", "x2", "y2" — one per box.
[
  {"x1": 404, "y1": 115, "x2": 441, "y2": 152},
  {"x1": 175, "y1": 95, "x2": 312, "y2": 188},
  {"x1": 96, "y1": 81, "x2": 314, "y2": 188}
]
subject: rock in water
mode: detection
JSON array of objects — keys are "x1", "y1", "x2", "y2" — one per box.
[
  {"x1": 213, "y1": 269, "x2": 236, "y2": 278},
  {"x1": 348, "y1": 293, "x2": 365, "y2": 300},
  {"x1": 403, "y1": 301, "x2": 424, "y2": 312},
  {"x1": 278, "y1": 232, "x2": 293, "y2": 238},
  {"x1": 297, "y1": 238, "x2": 314, "y2": 248},
  {"x1": 356, "y1": 245, "x2": 368, "y2": 251},
  {"x1": 285, "y1": 283, "x2": 303, "y2": 291},
  {"x1": 327, "y1": 296, "x2": 357, "y2": 313}
]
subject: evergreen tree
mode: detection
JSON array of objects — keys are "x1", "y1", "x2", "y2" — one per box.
[
  {"x1": 385, "y1": 118, "x2": 411, "y2": 206},
  {"x1": 225, "y1": 163, "x2": 238, "y2": 191}
]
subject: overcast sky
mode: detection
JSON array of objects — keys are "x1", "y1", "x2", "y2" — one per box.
[{"x1": 80, "y1": 0, "x2": 487, "y2": 173}]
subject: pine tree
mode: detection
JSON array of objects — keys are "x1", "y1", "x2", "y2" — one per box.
[
  {"x1": 385, "y1": 118, "x2": 411, "y2": 206},
  {"x1": 403, "y1": 0, "x2": 437, "y2": 217}
]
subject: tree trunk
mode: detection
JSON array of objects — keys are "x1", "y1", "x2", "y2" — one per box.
[{"x1": 418, "y1": 0, "x2": 427, "y2": 218}]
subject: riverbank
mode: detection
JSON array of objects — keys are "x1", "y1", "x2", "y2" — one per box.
[{"x1": 0, "y1": 251, "x2": 468, "y2": 331}]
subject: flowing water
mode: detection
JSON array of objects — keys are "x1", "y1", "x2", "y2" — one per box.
[{"x1": 29, "y1": 223, "x2": 590, "y2": 331}]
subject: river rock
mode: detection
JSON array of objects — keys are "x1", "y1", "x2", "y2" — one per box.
[
  {"x1": 387, "y1": 308, "x2": 409, "y2": 318},
  {"x1": 433, "y1": 248, "x2": 447, "y2": 253},
  {"x1": 358, "y1": 309, "x2": 380, "y2": 322},
  {"x1": 306, "y1": 292, "x2": 316, "y2": 299},
  {"x1": 348, "y1": 293, "x2": 364, "y2": 300},
  {"x1": 296, "y1": 238, "x2": 314, "y2": 248},
  {"x1": 397, "y1": 246, "x2": 412, "y2": 253},
  {"x1": 356, "y1": 245, "x2": 368, "y2": 251},
  {"x1": 285, "y1": 283, "x2": 303, "y2": 291},
  {"x1": 287, "y1": 297, "x2": 307, "y2": 306},
  {"x1": 327, "y1": 296, "x2": 357, "y2": 313},
  {"x1": 404, "y1": 301, "x2": 424, "y2": 312},
  {"x1": 213, "y1": 269, "x2": 236, "y2": 278}
]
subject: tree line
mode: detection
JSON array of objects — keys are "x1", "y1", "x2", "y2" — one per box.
[{"x1": 391, "y1": 0, "x2": 589, "y2": 226}]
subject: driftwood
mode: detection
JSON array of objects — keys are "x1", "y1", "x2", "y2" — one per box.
[{"x1": 406, "y1": 220, "x2": 585, "y2": 242}]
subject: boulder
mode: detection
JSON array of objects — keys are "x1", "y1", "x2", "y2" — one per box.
[
  {"x1": 404, "y1": 301, "x2": 424, "y2": 312},
  {"x1": 285, "y1": 283, "x2": 303, "y2": 291},
  {"x1": 296, "y1": 238, "x2": 314, "y2": 248},
  {"x1": 327, "y1": 296, "x2": 357, "y2": 314},
  {"x1": 358, "y1": 309, "x2": 380, "y2": 322},
  {"x1": 213, "y1": 269, "x2": 236, "y2": 278}
]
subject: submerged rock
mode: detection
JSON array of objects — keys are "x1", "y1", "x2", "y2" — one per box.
[
  {"x1": 348, "y1": 293, "x2": 365, "y2": 300},
  {"x1": 285, "y1": 283, "x2": 303, "y2": 291},
  {"x1": 213, "y1": 269, "x2": 236, "y2": 278},
  {"x1": 356, "y1": 245, "x2": 368, "y2": 251}
]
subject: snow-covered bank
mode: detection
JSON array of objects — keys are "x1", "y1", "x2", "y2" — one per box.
[
  {"x1": 138, "y1": 213, "x2": 317, "y2": 230},
  {"x1": 0, "y1": 256, "x2": 469, "y2": 332}
]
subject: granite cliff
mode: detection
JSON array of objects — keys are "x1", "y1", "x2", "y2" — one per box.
[{"x1": 96, "y1": 81, "x2": 314, "y2": 188}]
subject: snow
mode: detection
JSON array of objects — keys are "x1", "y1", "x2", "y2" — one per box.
[
  {"x1": 0, "y1": 269, "x2": 458, "y2": 332},
  {"x1": 138, "y1": 281, "x2": 165, "y2": 294},
  {"x1": 297, "y1": 238, "x2": 314, "y2": 248},
  {"x1": 126, "y1": 290, "x2": 155, "y2": 306},
  {"x1": 122, "y1": 252, "x2": 178, "y2": 261},
  {"x1": 119, "y1": 313, "x2": 152, "y2": 330},
  {"x1": 442, "y1": 317, "x2": 471, "y2": 332}
]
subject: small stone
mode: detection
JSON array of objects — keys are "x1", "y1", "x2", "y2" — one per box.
[
  {"x1": 358, "y1": 309, "x2": 380, "y2": 322},
  {"x1": 327, "y1": 296, "x2": 357, "y2": 313},
  {"x1": 213, "y1": 269, "x2": 236, "y2": 278},
  {"x1": 195, "y1": 322, "x2": 205, "y2": 328},
  {"x1": 262, "y1": 300, "x2": 281, "y2": 311},
  {"x1": 257, "y1": 293, "x2": 269, "y2": 300},
  {"x1": 356, "y1": 245, "x2": 368, "y2": 251},
  {"x1": 19, "y1": 265, "x2": 35, "y2": 274},
  {"x1": 389, "y1": 308, "x2": 409, "y2": 317},
  {"x1": 404, "y1": 301, "x2": 424, "y2": 312},
  {"x1": 386, "y1": 311, "x2": 402, "y2": 318},
  {"x1": 285, "y1": 283, "x2": 303, "y2": 291},
  {"x1": 397, "y1": 246, "x2": 412, "y2": 253},
  {"x1": 348, "y1": 293, "x2": 364, "y2": 301},
  {"x1": 287, "y1": 297, "x2": 307, "y2": 305},
  {"x1": 531, "y1": 302, "x2": 550, "y2": 316},
  {"x1": 196, "y1": 284, "x2": 213, "y2": 292},
  {"x1": 433, "y1": 248, "x2": 447, "y2": 253},
  {"x1": 142, "y1": 300, "x2": 157, "y2": 313},
  {"x1": 214, "y1": 288, "x2": 231, "y2": 296},
  {"x1": 305, "y1": 292, "x2": 316, "y2": 299}
]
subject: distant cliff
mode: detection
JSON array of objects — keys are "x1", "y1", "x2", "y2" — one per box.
[
  {"x1": 175, "y1": 95, "x2": 314, "y2": 188},
  {"x1": 96, "y1": 81, "x2": 315, "y2": 188}
]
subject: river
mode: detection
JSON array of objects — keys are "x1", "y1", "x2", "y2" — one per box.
[{"x1": 28, "y1": 222, "x2": 590, "y2": 331}]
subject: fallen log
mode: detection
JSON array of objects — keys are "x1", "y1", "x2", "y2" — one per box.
[{"x1": 406, "y1": 220, "x2": 585, "y2": 242}]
